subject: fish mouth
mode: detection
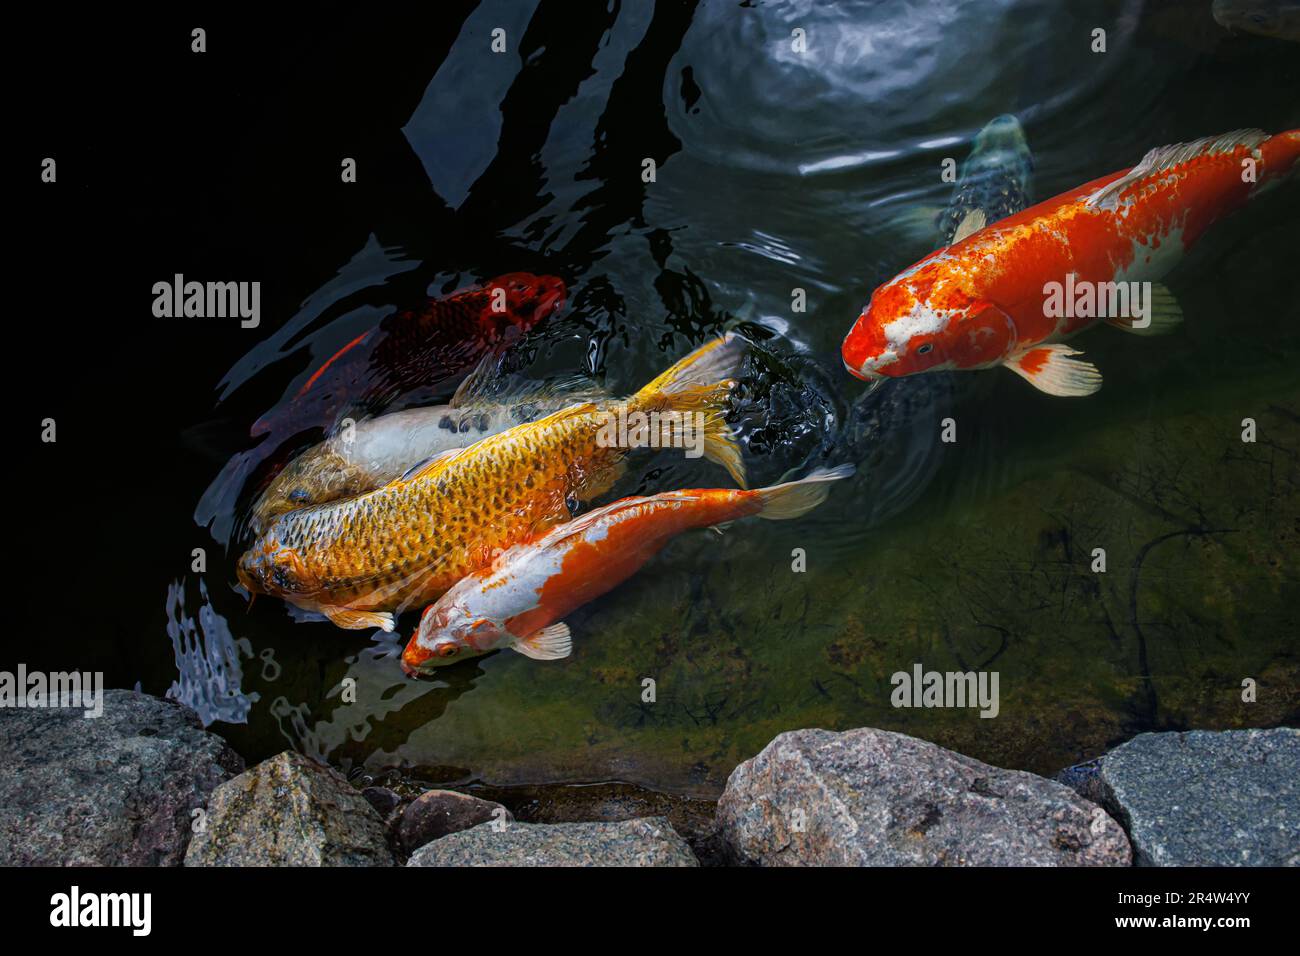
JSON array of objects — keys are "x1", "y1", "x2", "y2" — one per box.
[
  {"x1": 235, "y1": 556, "x2": 261, "y2": 594},
  {"x1": 843, "y1": 356, "x2": 884, "y2": 382},
  {"x1": 400, "y1": 648, "x2": 437, "y2": 677}
]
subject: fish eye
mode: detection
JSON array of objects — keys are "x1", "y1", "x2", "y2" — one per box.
[
  {"x1": 436, "y1": 644, "x2": 459, "y2": 658},
  {"x1": 288, "y1": 488, "x2": 310, "y2": 503},
  {"x1": 917, "y1": 343, "x2": 934, "y2": 355}
]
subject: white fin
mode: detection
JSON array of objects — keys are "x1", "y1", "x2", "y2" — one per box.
[
  {"x1": 1004, "y1": 344, "x2": 1102, "y2": 397},
  {"x1": 896, "y1": 204, "x2": 946, "y2": 247},
  {"x1": 1105, "y1": 283, "x2": 1184, "y2": 335},
  {"x1": 719, "y1": 295, "x2": 761, "y2": 335},
  {"x1": 533, "y1": 376, "x2": 607, "y2": 404},
  {"x1": 450, "y1": 355, "x2": 509, "y2": 407},
  {"x1": 1087, "y1": 129, "x2": 1269, "y2": 211},
  {"x1": 755, "y1": 464, "x2": 856, "y2": 520},
  {"x1": 951, "y1": 209, "x2": 987, "y2": 243},
  {"x1": 320, "y1": 606, "x2": 395, "y2": 632},
  {"x1": 511, "y1": 623, "x2": 572, "y2": 661}
]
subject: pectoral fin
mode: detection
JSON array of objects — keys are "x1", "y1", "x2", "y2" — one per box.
[
  {"x1": 1105, "y1": 283, "x2": 1183, "y2": 335},
  {"x1": 510, "y1": 623, "x2": 572, "y2": 661},
  {"x1": 896, "y1": 204, "x2": 946, "y2": 247},
  {"x1": 950, "y1": 209, "x2": 987, "y2": 243},
  {"x1": 320, "y1": 605, "x2": 396, "y2": 632},
  {"x1": 1004, "y1": 344, "x2": 1102, "y2": 397}
]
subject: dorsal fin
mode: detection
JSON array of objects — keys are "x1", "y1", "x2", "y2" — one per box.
[
  {"x1": 515, "y1": 492, "x2": 702, "y2": 556},
  {"x1": 1086, "y1": 129, "x2": 1269, "y2": 211},
  {"x1": 450, "y1": 355, "x2": 510, "y2": 408},
  {"x1": 396, "y1": 446, "x2": 465, "y2": 483},
  {"x1": 450, "y1": 356, "x2": 606, "y2": 409}
]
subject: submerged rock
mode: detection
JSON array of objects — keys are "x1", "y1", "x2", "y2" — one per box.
[
  {"x1": 397, "y1": 789, "x2": 513, "y2": 854},
  {"x1": 0, "y1": 689, "x2": 243, "y2": 866},
  {"x1": 185, "y1": 751, "x2": 393, "y2": 866},
  {"x1": 361, "y1": 785, "x2": 403, "y2": 819},
  {"x1": 716, "y1": 728, "x2": 1131, "y2": 866},
  {"x1": 1056, "y1": 728, "x2": 1299, "y2": 866},
  {"x1": 406, "y1": 817, "x2": 698, "y2": 867}
]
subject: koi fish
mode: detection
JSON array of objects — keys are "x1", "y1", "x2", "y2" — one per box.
[
  {"x1": 842, "y1": 128, "x2": 1300, "y2": 396},
  {"x1": 1213, "y1": 0, "x2": 1300, "y2": 41},
  {"x1": 938, "y1": 114, "x2": 1034, "y2": 245},
  {"x1": 399, "y1": 465, "x2": 854, "y2": 673},
  {"x1": 236, "y1": 334, "x2": 749, "y2": 631},
  {"x1": 248, "y1": 360, "x2": 607, "y2": 534},
  {"x1": 894, "y1": 114, "x2": 1034, "y2": 250},
  {"x1": 251, "y1": 272, "x2": 566, "y2": 436}
]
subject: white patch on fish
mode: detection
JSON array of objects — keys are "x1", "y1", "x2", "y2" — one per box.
[{"x1": 884, "y1": 302, "x2": 952, "y2": 346}]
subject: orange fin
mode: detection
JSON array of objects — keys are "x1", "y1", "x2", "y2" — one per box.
[
  {"x1": 320, "y1": 605, "x2": 396, "y2": 631},
  {"x1": 633, "y1": 333, "x2": 748, "y2": 488}
]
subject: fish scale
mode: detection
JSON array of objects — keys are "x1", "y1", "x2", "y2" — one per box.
[
  {"x1": 262, "y1": 407, "x2": 614, "y2": 599},
  {"x1": 236, "y1": 334, "x2": 748, "y2": 629}
]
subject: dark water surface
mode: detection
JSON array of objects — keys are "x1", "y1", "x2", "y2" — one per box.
[{"x1": 19, "y1": 2, "x2": 1299, "y2": 796}]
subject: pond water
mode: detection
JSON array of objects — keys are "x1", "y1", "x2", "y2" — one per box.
[{"x1": 22, "y1": 1, "x2": 1298, "y2": 797}]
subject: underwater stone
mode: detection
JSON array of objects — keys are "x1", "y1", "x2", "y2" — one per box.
[
  {"x1": 716, "y1": 728, "x2": 1132, "y2": 866},
  {"x1": 1057, "y1": 729, "x2": 1299, "y2": 867},
  {"x1": 184, "y1": 751, "x2": 393, "y2": 866},
  {"x1": 397, "y1": 789, "x2": 514, "y2": 855},
  {"x1": 361, "y1": 785, "x2": 403, "y2": 818},
  {"x1": 405, "y1": 817, "x2": 699, "y2": 867},
  {"x1": 0, "y1": 689, "x2": 244, "y2": 866}
]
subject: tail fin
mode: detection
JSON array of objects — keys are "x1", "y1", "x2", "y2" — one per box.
[
  {"x1": 634, "y1": 333, "x2": 749, "y2": 488},
  {"x1": 754, "y1": 464, "x2": 855, "y2": 520},
  {"x1": 1265, "y1": 129, "x2": 1300, "y2": 179}
]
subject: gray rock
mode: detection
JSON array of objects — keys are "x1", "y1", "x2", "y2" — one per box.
[
  {"x1": 1056, "y1": 728, "x2": 1298, "y2": 866},
  {"x1": 471, "y1": 781, "x2": 723, "y2": 865},
  {"x1": 0, "y1": 689, "x2": 243, "y2": 866},
  {"x1": 406, "y1": 817, "x2": 698, "y2": 867},
  {"x1": 184, "y1": 751, "x2": 393, "y2": 866},
  {"x1": 716, "y1": 728, "x2": 1131, "y2": 866},
  {"x1": 397, "y1": 789, "x2": 513, "y2": 855}
]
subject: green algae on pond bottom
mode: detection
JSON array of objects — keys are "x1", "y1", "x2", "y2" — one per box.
[{"x1": 244, "y1": 383, "x2": 1299, "y2": 797}]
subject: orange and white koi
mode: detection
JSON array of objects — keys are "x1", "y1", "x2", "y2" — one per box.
[
  {"x1": 236, "y1": 334, "x2": 748, "y2": 631},
  {"x1": 400, "y1": 465, "x2": 853, "y2": 673},
  {"x1": 842, "y1": 128, "x2": 1300, "y2": 396}
]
